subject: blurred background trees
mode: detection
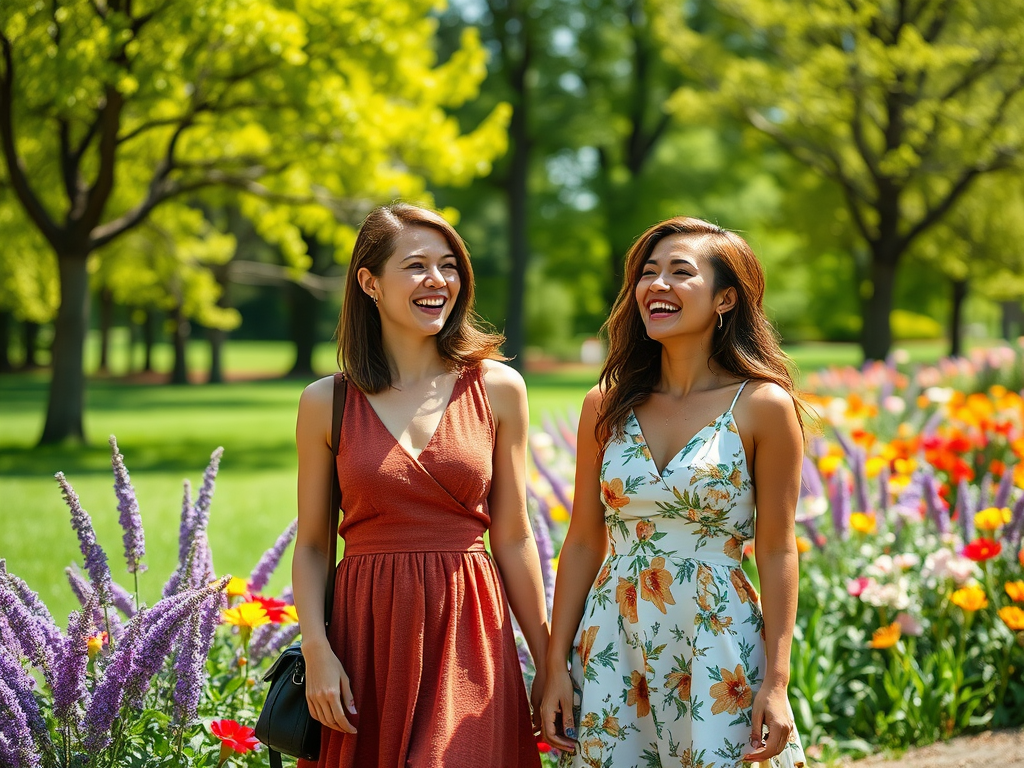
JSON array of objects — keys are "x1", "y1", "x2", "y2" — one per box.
[{"x1": 3, "y1": 0, "x2": 1023, "y2": 441}]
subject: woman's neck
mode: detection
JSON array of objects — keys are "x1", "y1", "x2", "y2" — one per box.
[
  {"x1": 381, "y1": 330, "x2": 450, "y2": 388},
  {"x1": 655, "y1": 336, "x2": 722, "y2": 397}
]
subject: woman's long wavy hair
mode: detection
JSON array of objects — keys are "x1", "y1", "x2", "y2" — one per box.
[
  {"x1": 596, "y1": 216, "x2": 805, "y2": 445},
  {"x1": 336, "y1": 203, "x2": 505, "y2": 393}
]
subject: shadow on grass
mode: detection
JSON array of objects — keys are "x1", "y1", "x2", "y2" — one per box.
[{"x1": 0, "y1": 373, "x2": 304, "y2": 477}]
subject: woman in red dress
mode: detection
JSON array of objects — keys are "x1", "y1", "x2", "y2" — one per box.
[{"x1": 293, "y1": 203, "x2": 549, "y2": 767}]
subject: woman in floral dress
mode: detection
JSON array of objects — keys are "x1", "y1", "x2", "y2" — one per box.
[{"x1": 541, "y1": 217, "x2": 807, "y2": 768}]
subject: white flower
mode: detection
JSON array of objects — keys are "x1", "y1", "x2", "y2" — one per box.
[
  {"x1": 882, "y1": 396, "x2": 906, "y2": 415},
  {"x1": 924, "y1": 386, "x2": 955, "y2": 404},
  {"x1": 867, "y1": 554, "x2": 895, "y2": 577},
  {"x1": 796, "y1": 495, "x2": 828, "y2": 522},
  {"x1": 893, "y1": 553, "x2": 920, "y2": 571},
  {"x1": 861, "y1": 578, "x2": 911, "y2": 610},
  {"x1": 922, "y1": 548, "x2": 977, "y2": 586}
]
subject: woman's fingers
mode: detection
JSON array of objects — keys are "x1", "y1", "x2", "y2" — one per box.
[{"x1": 742, "y1": 719, "x2": 793, "y2": 763}]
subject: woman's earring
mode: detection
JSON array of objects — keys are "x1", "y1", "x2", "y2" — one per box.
[
  {"x1": 372, "y1": 294, "x2": 379, "y2": 307},
  {"x1": 717, "y1": 311, "x2": 723, "y2": 329}
]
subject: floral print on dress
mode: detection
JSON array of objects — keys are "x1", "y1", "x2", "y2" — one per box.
[{"x1": 562, "y1": 383, "x2": 806, "y2": 768}]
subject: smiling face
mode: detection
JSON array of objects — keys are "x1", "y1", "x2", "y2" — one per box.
[
  {"x1": 358, "y1": 225, "x2": 462, "y2": 339},
  {"x1": 634, "y1": 233, "x2": 735, "y2": 342}
]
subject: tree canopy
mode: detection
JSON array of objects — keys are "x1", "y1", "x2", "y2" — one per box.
[
  {"x1": 0, "y1": 0, "x2": 509, "y2": 443},
  {"x1": 659, "y1": 0, "x2": 1024, "y2": 359}
]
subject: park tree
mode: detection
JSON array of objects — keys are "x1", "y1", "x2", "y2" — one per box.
[
  {"x1": 659, "y1": 0, "x2": 1024, "y2": 360},
  {"x1": 0, "y1": 0, "x2": 509, "y2": 444}
]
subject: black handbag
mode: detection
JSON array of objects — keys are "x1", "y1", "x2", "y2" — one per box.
[{"x1": 256, "y1": 373, "x2": 347, "y2": 768}]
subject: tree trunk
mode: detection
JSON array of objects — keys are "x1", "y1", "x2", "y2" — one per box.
[
  {"x1": 39, "y1": 252, "x2": 90, "y2": 445},
  {"x1": 98, "y1": 288, "x2": 114, "y2": 374},
  {"x1": 860, "y1": 251, "x2": 898, "y2": 362},
  {"x1": 1001, "y1": 300, "x2": 1024, "y2": 341},
  {"x1": 504, "y1": 94, "x2": 530, "y2": 372},
  {"x1": 22, "y1": 321, "x2": 40, "y2": 369},
  {"x1": 0, "y1": 311, "x2": 11, "y2": 373},
  {"x1": 143, "y1": 310, "x2": 156, "y2": 372},
  {"x1": 170, "y1": 305, "x2": 190, "y2": 385},
  {"x1": 207, "y1": 266, "x2": 231, "y2": 384},
  {"x1": 287, "y1": 281, "x2": 318, "y2": 378},
  {"x1": 948, "y1": 278, "x2": 969, "y2": 358}
]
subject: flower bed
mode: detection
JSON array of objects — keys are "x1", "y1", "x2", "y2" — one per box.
[{"x1": 524, "y1": 341, "x2": 1024, "y2": 763}]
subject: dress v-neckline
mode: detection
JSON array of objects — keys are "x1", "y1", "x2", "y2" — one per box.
[
  {"x1": 360, "y1": 372, "x2": 463, "y2": 464},
  {"x1": 630, "y1": 408, "x2": 730, "y2": 480}
]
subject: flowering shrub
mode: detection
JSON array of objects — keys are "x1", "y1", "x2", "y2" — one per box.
[
  {"x1": 525, "y1": 342, "x2": 1024, "y2": 762},
  {"x1": 0, "y1": 437, "x2": 299, "y2": 768}
]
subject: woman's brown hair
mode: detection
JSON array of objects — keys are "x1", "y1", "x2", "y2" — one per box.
[
  {"x1": 596, "y1": 216, "x2": 805, "y2": 444},
  {"x1": 336, "y1": 203, "x2": 505, "y2": 393}
]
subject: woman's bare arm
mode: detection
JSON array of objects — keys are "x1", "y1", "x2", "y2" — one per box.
[
  {"x1": 540, "y1": 386, "x2": 608, "y2": 751},
  {"x1": 740, "y1": 382, "x2": 802, "y2": 762},
  {"x1": 483, "y1": 361, "x2": 551, "y2": 726},
  {"x1": 293, "y1": 376, "x2": 357, "y2": 733}
]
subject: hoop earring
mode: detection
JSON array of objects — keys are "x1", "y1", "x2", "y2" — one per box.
[{"x1": 717, "y1": 312, "x2": 723, "y2": 329}]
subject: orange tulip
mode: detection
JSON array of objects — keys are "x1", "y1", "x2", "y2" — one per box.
[{"x1": 869, "y1": 622, "x2": 901, "y2": 649}]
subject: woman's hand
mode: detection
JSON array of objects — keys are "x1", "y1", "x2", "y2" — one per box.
[
  {"x1": 530, "y1": 666, "x2": 547, "y2": 735},
  {"x1": 302, "y1": 638, "x2": 358, "y2": 734},
  {"x1": 540, "y1": 667, "x2": 576, "y2": 753},
  {"x1": 741, "y1": 684, "x2": 795, "y2": 763}
]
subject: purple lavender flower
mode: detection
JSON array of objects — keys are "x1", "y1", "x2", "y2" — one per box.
[
  {"x1": 878, "y1": 465, "x2": 891, "y2": 516},
  {"x1": 123, "y1": 578, "x2": 228, "y2": 709},
  {"x1": 83, "y1": 610, "x2": 145, "y2": 753},
  {"x1": 2, "y1": 561, "x2": 59, "y2": 632},
  {"x1": 831, "y1": 428, "x2": 857, "y2": 460},
  {"x1": 0, "y1": 674, "x2": 41, "y2": 768},
  {"x1": 529, "y1": 443, "x2": 573, "y2": 513},
  {"x1": 922, "y1": 471, "x2": 950, "y2": 535},
  {"x1": 249, "y1": 519, "x2": 298, "y2": 593},
  {"x1": 192, "y1": 447, "x2": 224, "y2": 537},
  {"x1": 799, "y1": 517, "x2": 826, "y2": 551},
  {"x1": 527, "y1": 486, "x2": 555, "y2": 533},
  {"x1": 955, "y1": 479, "x2": 976, "y2": 543},
  {"x1": 177, "y1": 479, "x2": 195, "y2": 566},
  {"x1": 0, "y1": 645, "x2": 49, "y2": 759},
  {"x1": 249, "y1": 622, "x2": 301, "y2": 667},
  {"x1": 65, "y1": 567, "x2": 109, "y2": 631},
  {"x1": 281, "y1": 586, "x2": 293, "y2": 605},
  {"x1": 110, "y1": 436, "x2": 147, "y2": 575},
  {"x1": 543, "y1": 415, "x2": 575, "y2": 457},
  {"x1": 922, "y1": 410, "x2": 943, "y2": 438},
  {"x1": 1005, "y1": 494, "x2": 1024, "y2": 553},
  {"x1": 829, "y1": 468, "x2": 851, "y2": 541},
  {"x1": 850, "y1": 449, "x2": 870, "y2": 513},
  {"x1": 52, "y1": 595, "x2": 97, "y2": 730},
  {"x1": 530, "y1": 508, "x2": 556, "y2": 613},
  {"x1": 992, "y1": 466, "x2": 1015, "y2": 510},
  {"x1": 800, "y1": 456, "x2": 824, "y2": 498},
  {"x1": 977, "y1": 472, "x2": 993, "y2": 511},
  {"x1": 56, "y1": 472, "x2": 113, "y2": 607},
  {"x1": 110, "y1": 580, "x2": 137, "y2": 618},
  {"x1": 172, "y1": 595, "x2": 219, "y2": 727},
  {"x1": 0, "y1": 573, "x2": 58, "y2": 688}
]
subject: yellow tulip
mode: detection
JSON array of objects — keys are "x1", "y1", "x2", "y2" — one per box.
[
  {"x1": 1005, "y1": 581, "x2": 1024, "y2": 602},
  {"x1": 850, "y1": 513, "x2": 877, "y2": 535},
  {"x1": 950, "y1": 585, "x2": 988, "y2": 612},
  {"x1": 974, "y1": 507, "x2": 1011, "y2": 532},
  {"x1": 869, "y1": 622, "x2": 901, "y2": 649},
  {"x1": 222, "y1": 602, "x2": 271, "y2": 628},
  {"x1": 999, "y1": 606, "x2": 1024, "y2": 631}
]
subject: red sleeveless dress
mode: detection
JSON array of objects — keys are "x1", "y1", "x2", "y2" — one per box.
[{"x1": 300, "y1": 364, "x2": 540, "y2": 768}]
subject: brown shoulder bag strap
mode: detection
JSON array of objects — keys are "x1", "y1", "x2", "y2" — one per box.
[{"x1": 323, "y1": 372, "x2": 347, "y2": 627}]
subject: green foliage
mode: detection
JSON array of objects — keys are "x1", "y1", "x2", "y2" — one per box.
[
  {"x1": 891, "y1": 309, "x2": 943, "y2": 341},
  {"x1": 657, "y1": 0, "x2": 1024, "y2": 358}
]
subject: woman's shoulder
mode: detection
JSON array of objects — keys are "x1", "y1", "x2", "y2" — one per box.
[
  {"x1": 735, "y1": 379, "x2": 799, "y2": 435},
  {"x1": 298, "y1": 374, "x2": 340, "y2": 412},
  {"x1": 479, "y1": 359, "x2": 526, "y2": 395}
]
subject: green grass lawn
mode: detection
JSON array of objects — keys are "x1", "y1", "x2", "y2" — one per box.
[{"x1": 0, "y1": 336, "x2": 957, "y2": 622}]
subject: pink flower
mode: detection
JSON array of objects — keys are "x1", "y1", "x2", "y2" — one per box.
[
  {"x1": 846, "y1": 577, "x2": 875, "y2": 597},
  {"x1": 895, "y1": 612, "x2": 923, "y2": 637},
  {"x1": 210, "y1": 719, "x2": 260, "y2": 754}
]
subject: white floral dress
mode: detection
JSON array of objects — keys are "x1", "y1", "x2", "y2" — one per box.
[{"x1": 562, "y1": 383, "x2": 806, "y2": 768}]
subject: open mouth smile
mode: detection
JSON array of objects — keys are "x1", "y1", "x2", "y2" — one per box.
[{"x1": 647, "y1": 300, "x2": 680, "y2": 319}]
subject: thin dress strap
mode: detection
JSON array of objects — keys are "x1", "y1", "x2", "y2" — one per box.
[{"x1": 727, "y1": 380, "x2": 749, "y2": 413}]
